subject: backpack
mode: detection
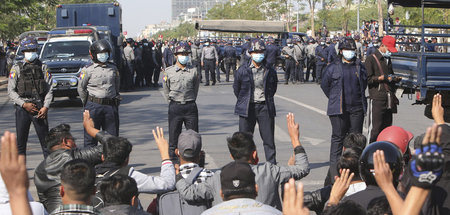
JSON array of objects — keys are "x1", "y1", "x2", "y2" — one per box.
[
  {"x1": 158, "y1": 167, "x2": 211, "y2": 215},
  {"x1": 92, "y1": 166, "x2": 131, "y2": 210}
]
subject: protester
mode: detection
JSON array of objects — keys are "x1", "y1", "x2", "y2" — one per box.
[
  {"x1": 50, "y1": 159, "x2": 98, "y2": 214},
  {"x1": 201, "y1": 161, "x2": 282, "y2": 215},
  {"x1": 176, "y1": 113, "x2": 310, "y2": 210},
  {"x1": 99, "y1": 175, "x2": 150, "y2": 215}
]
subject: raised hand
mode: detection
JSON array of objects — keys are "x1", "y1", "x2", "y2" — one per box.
[
  {"x1": 152, "y1": 126, "x2": 170, "y2": 161},
  {"x1": 282, "y1": 178, "x2": 309, "y2": 215},
  {"x1": 286, "y1": 112, "x2": 300, "y2": 147},
  {"x1": 432, "y1": 93, "x2": 445, "y2": 125},
  {"x1": 328, "y1": 169, "x2": 354, "y2": 206}
]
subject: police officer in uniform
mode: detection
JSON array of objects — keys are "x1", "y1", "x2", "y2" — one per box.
[
  {"x1": 326, "y1": 38, "x2": 338, "y2": 64},
  {"x1": 212, "y1": 39, "x2": 222, "y2": 83},
  {"x1": 78, "y1": 39, "x2": 121, "y2": 147},
  {"x1": 151, "y1": 42, "x2": 163, "y2": 87},
  {"x1": 265, "y1": 36, "x2": 281, "y2": 70},
  {"x1": 163, "y1": 41, "x2": 199, "y2": 161},
  {"x1": 234, "y1": 39, "x2": 278, "y2": 164},
  {"x1": 305, "y1": 38, "x2": 317, "y2": 82},
  {"x1": 201, "y1": 39, "x2": 219, "y2": 86},
  {"x1": 142, "y1": 39, "x2": 154, "y2": 87},
  {"x1": 164, "y1": 41, "x2": 176, "y2": 68},
  {"x1": 123, "y1": 38, "x2": 135, "y2": 91},
  {"x1": 282, "y1": 39, "x2": 298, "y2": 85},
  {"x1": 315, "y1": 38, "x2": 328, "y2": 83},
  {"x1": 8, "y1": 37, "x2": 53, "y2": 157},
  {"x1": 294, "y1": 38, "x2": 306, "y2": 83},
  {"x1": 321, "y1": 37, "x2": 367, "y2": 183},
  {"x1": 223, "y1": 40, "x2": 237, "y2": 82},
  {"x1": 191, "y1": 40, "x2": 203, "y2": 83},
  {"x1": 240, "y1": 36, "x2": 251, "y2": 66}
]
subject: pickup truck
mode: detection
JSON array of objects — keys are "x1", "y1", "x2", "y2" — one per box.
[
  {"x1": 40, "y1": 27, "x2": 99, "y2": 98},
  {"x1": 387, "y1": 0, "x2": 450, "y2": 120}
]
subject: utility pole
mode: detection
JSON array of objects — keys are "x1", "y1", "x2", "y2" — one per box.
[{"x1": 296, "y1": 12, "x2": 299, "y2": 32}]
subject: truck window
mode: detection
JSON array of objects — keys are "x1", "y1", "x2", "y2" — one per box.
[{"x1": 41, "y1": 41, "x2": 90, "y2": 59}]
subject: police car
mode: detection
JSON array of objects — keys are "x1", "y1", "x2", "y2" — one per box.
[{"x1": 40, "y1": 27, "x2": 99, "y2": 99}]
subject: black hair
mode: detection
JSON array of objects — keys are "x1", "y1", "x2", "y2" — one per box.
[
  {"x1": 46, "y1": 124, "x2": 73, "y2": 150},
  {"x1": 343, "y1": 133, "x2": 367, "y2": 153},
  {"x1": 222, "y1": 185, "x2": 257, "y2": 201},
  {"x1": 367, "y1": 196, "x2": 392, "y2": 215},
  {"x1": 103, "y1": 137, "x2": 133, "y2": 166},
  {"x1": 60, "y1": 159, "x2": 96, "y2": 201},
  {"x1": 100, "y1": 175, "x2": 138, "y2": 206},
  {"x1": 337, "y1": 148, "x2": 362, "y2": 181},
  {"x1": 227, "y1": 132, "x2": 256, "y2": 162},
  {"x1": 323, "y1": 200, "x2": 367, "y2": 215}
]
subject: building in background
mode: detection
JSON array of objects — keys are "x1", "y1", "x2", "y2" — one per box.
[{"x1": 171, "y1": 0, "x2": 228, "y2": 21}]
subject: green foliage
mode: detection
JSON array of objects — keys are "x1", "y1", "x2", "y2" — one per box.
[
  {"x1": 206, "y1": 0, "x2": 288, "y2": 21},
  {"x1": 151, "y1": 22, "x2": 197, "y2": 41},
  {"x1": 0, "y1": 0, "x2": 115, "y2": 41}
]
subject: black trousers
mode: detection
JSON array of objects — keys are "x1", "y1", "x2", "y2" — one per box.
[
  {"x1": 327, "y1": 110, "x2": 364, "y2": 184},
  {"x1": 368, "y1": 99, "x2": 393, "y2": 143},
  {"x1": 153, "y1": 66, "x2": 161, "y2": 86},
  {"x1": 204, "y1": 60, "x2": 216, "y2": 84},
  {"x1": 193, "y1": 60, "x2": 202, "y2": 81},
  {"x1": 284, "y1": 59, "x2": 296, "y2": 84},
  {"x1": 168, "y1": 101, "x2": 199, "y2": 160},
  {"x1": 144, "y1": 63, "x2": 154, "y2": 86},
  {"x1": 124, "y1": 61, "x2": 134, "y2": 90},
  {"x1": 15, "y1": 105, "x2": 49, "y2": 157},
  {"x1": 306, "y1": 57, "x2": 316, "y2": 82},
  {"x1": 316, "y1": 64, "x2": 326, "y2": 83},
  {"x1": 239, "y1": 103, "x2": 276, "y2": 164},
  {"x1": 134, "y1": 62, "x2": 144, "y2": 88},
  {"x1": 295, "y1": 61, "x2": 305, "y2": 82},
  {"x1": 224, "y1": 59, "x2": 236, "y2": 82},
  {"x1": 84, "y1": 101, "x2": 119, "y2": 147},
  {"x1": 216, "y1": 60, "x2": 221, "y2": 82}
]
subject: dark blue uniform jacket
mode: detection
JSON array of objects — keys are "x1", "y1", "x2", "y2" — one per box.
[
  {"x1": 233, "y1": 61, "x2": 278, "y2": 118},
  {"x1": 321, "y1": 59, "x2": 368, "y2": 116}
]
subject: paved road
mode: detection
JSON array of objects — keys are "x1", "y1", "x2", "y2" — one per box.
[{"x1": 0, "y1": 72, "x2": 432, "y2": 210}]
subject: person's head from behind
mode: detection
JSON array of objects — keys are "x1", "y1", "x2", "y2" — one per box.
[
  {"x1": 100, "y1": 175, "x2": 139, "y2": 207},
  {"x1": 343, "y1": 133, "x2": 366, "y2": 154},
  {"x1": 359, "y1": 141, "x2": 403, "y2": 187},
  {"x1": 60, "y1": 159, "x2": 96, "y2": 204},
  {"x1": 46, "y1": 124, "x2": 76, "y2": 152},
  {"x1": 367, "y1": 196, "x2": 392, "y2": 215},
  {"x1": 324, "y1": 200, "x2": 366, "y2": 215},
  {"x1": 337, "y1": 148, "x2": 362, "y2": 181},
  {"x1": 220, "y1": 161, "x2": 257, "y2": 201},
  {"x1": 227, "y1": 132, "x2": 258, "y2": 164},
  {"x1": 176, "y1": 129, "x2": 202, "y2": 164},
  {"x1": 102, "y1": 136, "x2": 132, "y2": 167}
]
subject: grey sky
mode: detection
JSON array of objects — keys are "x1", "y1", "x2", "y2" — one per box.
[{"x1": 117, "y1": 0, "x2": 171, "y2": 37}]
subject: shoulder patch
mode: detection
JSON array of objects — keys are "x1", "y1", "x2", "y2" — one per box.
[
  {"x1": 163, "y1": 72, "x2": 168, "y2": 82},
  {"x1": 9, "y1": 68, "x2": 16, "y2": 79},
  {"x1": 79, "y1": 69, "x2": 86, "y2": 80}
]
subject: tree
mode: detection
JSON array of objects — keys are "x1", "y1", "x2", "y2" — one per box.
[
  {"x1": 296, "y1": 0, "x2": 320, "y2": 37},
  {"x1": 377, "y1": 0, "x2": 384, "y2": 36}
]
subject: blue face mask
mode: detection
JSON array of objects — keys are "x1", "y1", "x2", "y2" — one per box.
[
  {"x1": 342, "y1": 50, "x2": 356, "y2": 61},
  {"x1": 205, "y1": 43, "x2": 210, "y2": 46},
  {"x1": 24, "y1": 52, "x2": 38, "y2": 62},
  {"x1": 178, "y1": 55, "x2": 189, "y2": 65},
  {"x1": 252, "y1": 53, "x2": 265, "y2": 63},
  {"x1": 97, "y1": 53, "x2": 109, "y2": 63}
]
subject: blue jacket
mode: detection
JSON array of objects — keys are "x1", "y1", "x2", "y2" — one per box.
[
  {"x1": 265, "y1": 43, "x2": 281, "y2": 65},
  {"x1": 321, "y1": 59, "x2": 368, "y2": 116},
  {"x1": 327, "y1": 44, "x2": 338, "y2": 63},
  {"x1": 315, "y1": 45, "x2": 329, "y2": 65},
  {"x1": 233, "y1": 61, "x2": 278, "y2": 118},
  {"x1": 163, "y1": 47, "x2": 175, "y2": 67}
]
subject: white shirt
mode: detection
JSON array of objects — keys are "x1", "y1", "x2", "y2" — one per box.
[{"x1": 201, "y1": 198, "x2": 282, "y2": 215}]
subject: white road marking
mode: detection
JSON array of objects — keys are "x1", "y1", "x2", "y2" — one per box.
[
  {"x1": 275, "y1": 94, "x2": 327, "y2": 116},
  {"x1": 301, "y1": 136, "x2": 326, "y2": 146}
]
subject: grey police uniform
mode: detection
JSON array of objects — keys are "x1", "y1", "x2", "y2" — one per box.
[
  {"x1": 123, "y1": 45, "x2": 135, "y2": 90},
  {"x1": 78, "y1": 62, "x2": 121, "y2": 147},
  {"x1": 201, "y1": 46, "x2": 218, "y2": 85},
  {"x1": 8, "y1": 60, "x2": 53, "y2": 157},
  {"x1": 306, "y1": 43, "x2": 317, "y2": 82},
  {"x1": 294, "y1": 43, "x2": 306, "y2": 82},
  {"x1": 163, "y1": 65, "x2": 200, "y2": 160},
  {"x1": 191, "y1": 44, "x2": 202, "y2": 82},
  {"x1": 281, "y1": 46, "x2": 297, "y2": 84}
]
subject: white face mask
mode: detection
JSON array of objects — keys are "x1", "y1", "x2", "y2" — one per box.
[
  {"x1": 24, "y1": 52, "x2": 38, "y2": 62},
  {"x1": 97, "y1": 53, "x2": 109, "y2": 63},
  {"x1": 342, "y1": 50, "x2": 356, "y2": 60}
]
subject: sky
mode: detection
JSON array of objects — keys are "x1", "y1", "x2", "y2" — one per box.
[{"x1": 117, "y1": 0, "x2": 171, "y2": 37}]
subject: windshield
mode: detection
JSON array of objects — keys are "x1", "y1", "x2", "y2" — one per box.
[{"x1": 41, "y1": 41, "x2": 91, "y2": 59}]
